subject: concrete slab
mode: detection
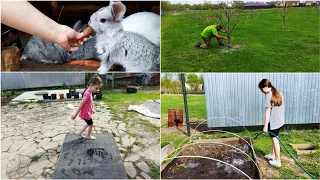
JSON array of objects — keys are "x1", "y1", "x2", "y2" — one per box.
[
  {"x1": 52, "y1": 134, "x2": 127, "y2": 179},
  {"x1": 11, "y1": 89, "x2": 85, "y2": 102},
  {"x1": 289, "y1": 143, "x2": 317, "y2": 155},
  {"x1": 161, "y1": 142, "x2": 174, "y2": 162}
]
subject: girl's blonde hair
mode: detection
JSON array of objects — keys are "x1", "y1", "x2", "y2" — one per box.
[
  {"x1": 83, "y1": 74, "x2": 103, "y2": 95},
  {"x1": 258, "y1": 79, "x2": 282, "y2": 107},
  {"x1": 88, "y1": 74, "x2": 102, "y2": 86}
]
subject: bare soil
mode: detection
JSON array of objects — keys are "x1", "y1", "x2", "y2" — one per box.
[
  {"x1": 161, "y1": 138, "x2": 260, "y2": 179},
  {"x1": 1, "y1": 95, "x2": 18, "y2": 106}
]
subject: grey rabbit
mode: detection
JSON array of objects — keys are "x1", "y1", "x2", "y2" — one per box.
[
  {"x1": 88, "y1": 2, "x2": 160, "y2": 73},
  {"x1": 20, "y1": 20, "x2": 98, "y2": 64}
]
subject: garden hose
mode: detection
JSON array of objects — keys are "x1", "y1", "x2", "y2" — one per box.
[{"x1": 254, "y1": 131, "x2": 316, "y2": 179}]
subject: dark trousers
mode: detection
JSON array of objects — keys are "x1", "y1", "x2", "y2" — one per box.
[{"x1": 202, "y1": 34, "x2": 223, "y2": 47}]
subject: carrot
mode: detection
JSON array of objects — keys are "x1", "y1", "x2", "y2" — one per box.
[
  {"x1": 78, "y1": 26, "x2": 93, "y2": 46},
  {"x1": 66, "y1": 60, "x2": 100, "y2": 69}
]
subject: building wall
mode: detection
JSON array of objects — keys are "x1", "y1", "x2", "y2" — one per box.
[
  {"x1": 305, "y1": 2, "x2": 313, "y2": 6},
  {"x1": 204, "y1": 73, "x2": 320, "y2": 128},
  {"x1": 1, "y1": 72, "x2": 85, "y2": 90}
]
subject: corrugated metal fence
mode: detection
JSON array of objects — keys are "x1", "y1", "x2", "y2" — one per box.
[
  {"x1": 1, "y1": 73, "x2": 85, "y2": 90},
  {"x1": 204, "y1": 73, "x2": 320, "y2": 127}
]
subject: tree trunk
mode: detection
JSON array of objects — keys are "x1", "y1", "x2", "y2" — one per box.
[
  {"x1": 306, "y1": 7, "x2": 311, "y2": 22},
  {"x1": 228, "y1": 34, "x2": 231, "y2": 48},
  {"x1": 227, "y1": 13, "x2": 232, "y2": 48},
  {"x1": 283, "y1": 7, "x2": 287, "y2": 30}
]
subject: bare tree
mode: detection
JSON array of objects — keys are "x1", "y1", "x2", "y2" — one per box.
[
  {"x1": 214, "y1": 1, "x2": 245, "y2": 48},
  {"x1": 276, "y1": 0, "x2": 292, "y2": 30},
  {"x1": 306, "y1": 2, "x2": 317, "y2": 22}
]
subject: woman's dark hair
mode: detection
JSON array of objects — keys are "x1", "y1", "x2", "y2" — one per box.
[
  {"x1": 258, "y1": 79, "x2": 282, "y2": 106},
  {"x1": 82, "y1": 74, "x2": 103, "y2": 95}
]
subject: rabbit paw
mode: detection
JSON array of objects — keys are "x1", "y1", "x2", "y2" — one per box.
[
  {"x1": 97, "y1": 66, "x2": 108, "y2": 74},
  {"x1": 20, "y1": 55, "x2": 27, "y2": 61}
]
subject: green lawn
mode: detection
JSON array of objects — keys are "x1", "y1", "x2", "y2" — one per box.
[
  {"x1": 161, "y1": 8, "x2": 320, "y2": 72},
  {"x1": 102, "y1": 89, "x2": 160, "y2": 124},
  {"x1": 161, "y1": 129, "x2": 320, "y2": 179},
  {"x1": 161, "y1": 94, "x2": 206, "y2": 120},
  {"x1": 102, "y1": 90, "x2": 160, "y2": 110}
]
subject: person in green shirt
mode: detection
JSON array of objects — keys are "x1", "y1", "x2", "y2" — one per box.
[{"x1": 196, "y1": 24, "x2": 228, "y2": 49}]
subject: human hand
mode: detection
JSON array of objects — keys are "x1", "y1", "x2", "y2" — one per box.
[
  {"x1": 263, "y1": 126, "x2": 268, "y2": 134},
  {"x1": 54, "y1": 25, "x2": 88, "y2": 51},
  {"x1": 71, "y1": 114, "x2": 77, "y2": 120}
]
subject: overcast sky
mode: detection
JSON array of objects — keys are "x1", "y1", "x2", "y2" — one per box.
[{"x1": 168, "y1": 0, "x2": 306, "y2": 4}]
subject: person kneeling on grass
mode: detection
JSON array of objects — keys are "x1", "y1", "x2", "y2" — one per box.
[
  {"x1": 71, "y1": 74, "x2": 103, "y2": 140},
  {"x1": 196, "y1": 24, "x2": 228, "y2": 49},
  {"x1": 258, "y1": 79, "x2": 285, "y2": 167}
]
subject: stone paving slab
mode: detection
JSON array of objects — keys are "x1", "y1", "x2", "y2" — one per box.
[
  {"x1": 52, "y1": 134, "x2": 127, "y2": 179},
  {"x1": 2, "y1": 100, "x2": 158, "y2": 179}
]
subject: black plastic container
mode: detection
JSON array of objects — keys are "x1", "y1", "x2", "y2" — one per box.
[
  {"x1": 51, "y1": 94, "x2": 57, "y2": 100},
  {"x1": 126, "y1": 87, "x2": 137, "y2": 93},
  {"x1": 74, "y1": 92, "x2": 80, "y2": 99},
  {"x1": 96, "y1": 94, "x2": 102, "y2": 99},
  {"x1": 42, "y1": 94, "x2": 49, "y2": 99},
  {"x1": 66, "y1": 93, "x2": 72, "y2": 99},
  {"x1": 69, "y1": 89, "x2": 76, "y2": 96}
]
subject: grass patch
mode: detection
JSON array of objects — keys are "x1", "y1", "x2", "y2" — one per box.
[
  {"x1": 1, "y1": 90, "x2": 24, "y2": 97},
  {"x1": 161, "y1": 94, "x2": 206, "y2": 120},
  {"x1": 119, "y1": 149, "x2": 127, "y2": 154},
  {"x1": 103, "y1": 91, "x2": 159, "y2": 121},
  {"x1": 161, "y1": 131, "x2": 191, "y2": 149},
  {"x1": 299, "y1": 160, "x2": 320, "y2": 179},
  {"x1": 133, "y1": 141, "x2": 143, "y2": 146},
  {"x1": 30, "y1": 155, "x2": 41, "y2": 162},
  {"x1": 8, "y1": 103, "x2": 18, "y2": 108},
  {"x1": 124, "y1": 111, "x2": 159, "y2": 133},
  {"x1": 102, "y1": 90, "x2": 160, "y2": 133},
  {"x1": 103, "y1": 91, "x2": 160, "y2": 110},
  {"x1": 161, "y1": 8, "x2": 320, "y2": 72},
  {"x1": 142, "y1": 158, "x2": 160, "y2": 179},
  {"x1": 276, "y1": 168, "x2": 308, "y2": 179},
  {"x1": 161, "y1": 141, "x2": 170, "y2": 148}
]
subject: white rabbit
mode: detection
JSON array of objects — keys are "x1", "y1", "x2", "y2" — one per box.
[
  {"x1": 122, "y1": 12, "x2": 160, "y2": 47},
  {"x1": 89, "y1": 2, "x2": 159, "y2": 73}
]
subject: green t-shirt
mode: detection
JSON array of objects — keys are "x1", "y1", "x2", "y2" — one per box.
[{"x1": 201, "y1": 25, "x2": 218, "y2": 38}]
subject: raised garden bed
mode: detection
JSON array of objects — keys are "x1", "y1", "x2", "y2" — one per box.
[{"x1": 161, "y1": 137, "x2": 260, "y2": 179}]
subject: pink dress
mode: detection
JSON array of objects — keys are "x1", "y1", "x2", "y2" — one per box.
[{"x1": 79, "y1": 90, "x2": 93, "y2": 120}]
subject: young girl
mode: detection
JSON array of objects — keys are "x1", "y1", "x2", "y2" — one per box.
[
  {"x1": 71, "y1": 74, "x2": 102, "y2": 140},
  {"x1": 258, "y1": 79, "x2": 285, "y2": 167}
]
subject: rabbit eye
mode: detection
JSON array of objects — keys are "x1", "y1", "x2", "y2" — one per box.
[{"x1": 100, "y1": 18, "x2": 107, "y2": 23}]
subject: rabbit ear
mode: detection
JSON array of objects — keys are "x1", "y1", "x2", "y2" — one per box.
[
  {"x1": 111, "y1": 2, "x2": 126, "y2": 20},
  {"x1": 109, "y1": 0, "x2": 121, "y2": 6}
]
